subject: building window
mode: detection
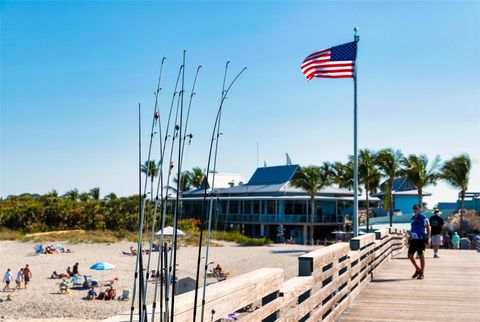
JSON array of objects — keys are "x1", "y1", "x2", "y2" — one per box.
[
  {"x1": 317, "y1": 200, "x2": 336, "y2": 222},
  {"x1": 253, "y1": 200, "x2": 261, "y2": 214},
  {"x1": 243, "y1": 201, "x2": 252, "y2": 214},
  {"x1": 220, "y1": 200, "x2": 228, "y2": 214},
  {"x1": 294, "y1": 201, "x2": 306, "y2": 215},
  {"x1": 285, "y1": 201, "x2": 306, "y2": 215},
  {"x1": 285, "y1": 201, "x2": 294, "y2": 214},
  {"x1": 230, "y1": 200, "x2": 239, "y2": 214},
  {"x1": 266, "y1": 200, "x2": 276, "y2": 214}
]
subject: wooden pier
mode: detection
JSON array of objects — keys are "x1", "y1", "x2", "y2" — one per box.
[
  {"x1": 338, "y1": 249, "x2": 480, "y2": 322},
  {"x1": 102, "y1": 228, "x2": 479, "y2": 322}
]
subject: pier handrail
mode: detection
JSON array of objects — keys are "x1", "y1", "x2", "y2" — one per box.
[
  {"x1": 173, "y1": 228, "x2": 407, "y2": 321},
  {"x1": 101, "y1": 228, "x2": 407, "y2": 322}
]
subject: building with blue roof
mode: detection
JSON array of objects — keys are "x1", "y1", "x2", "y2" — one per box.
[
  {"x1": 372, "y1": 178, "x2": 431, "y2": 215},
  {"x1": 181, "y1": 164, "x2": 379, "y2": 244}
]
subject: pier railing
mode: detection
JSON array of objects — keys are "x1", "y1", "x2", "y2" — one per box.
[{"x1": 172, "y1": 228, "x2": 406, "y2": 322}]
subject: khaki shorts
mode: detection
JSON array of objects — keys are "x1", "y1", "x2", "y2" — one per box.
[{"x1": 431, "y1": 234, "x2": 442, "y2": 246}]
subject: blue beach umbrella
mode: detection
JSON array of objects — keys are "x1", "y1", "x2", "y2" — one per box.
[{"x1": 90, "y1": 262, "x2": 115, "y2": 282}]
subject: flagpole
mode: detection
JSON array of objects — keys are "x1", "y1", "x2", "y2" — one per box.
[{"x1": 353, "y1": 27, "x2": 360, "y2": 237}]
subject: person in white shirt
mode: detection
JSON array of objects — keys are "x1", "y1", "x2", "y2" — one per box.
[
  {"x1": 3, "y1": 268, "x2": 13, "y2": 291},
  {"x1": 16, "y1": 268, "x2": 24, "y2": 289}
]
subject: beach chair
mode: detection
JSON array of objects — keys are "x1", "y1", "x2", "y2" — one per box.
[
  {"x1": 71, "y1": 274, "x2": 79, "y2": 285},
  {"x1": 207, "y1": 268, "x2": 214, "y2": 278},
  {"x1": 118, "y1": 289, "x2": 130, "y2": 301},
  {"x1": 34, "y1": 245, "x2": 43, "y2": 255}
]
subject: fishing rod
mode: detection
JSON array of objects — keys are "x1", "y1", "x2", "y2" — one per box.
[
  {"x1": 193, "y1": 63, "x2": 247, "y2": 322},
  {"x1": 130, "y1": 103, "x2": 145, "y2": 322},
  {"x1": 149, "y1": 64, "x2": 184, "y2": 322},
  {"x1": 199, "y1": 61, "x2": 230, "y2": 321},
  {"x1": 169, "y1": 50, "x2": 187, "y2": 322},
  {"x1": 200, "y1": 65, "x2": 247, "y2": 322},
  {"x1": 192, "y1": 61, "x2": 229, "y2": 321},
  {"x1": 160, "y1": 65, "x2": 185, "y2": 321},
  {"x1": 180, "y1": 65, "x2": 202, "y2": 166},
  {"x1": 139, "y1": 57, "x2": 167, "y2": 322},
  {"x1": 150, "y1": 62, "x2": 201, "y2": 322},
  {"x1": 130, "y1": 59, "x2": 166, "y2": 322}
]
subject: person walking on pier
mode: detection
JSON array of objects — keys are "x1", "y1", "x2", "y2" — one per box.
[
  {"x1": 429, "y1": 208, "x2": 444, "y2": 258},
  {"x1": 452, "y1": 232, "x2": 460, "y2": 249},
  {"x1": 408, "y1": 204, "x2": 430, "y2": 279}
]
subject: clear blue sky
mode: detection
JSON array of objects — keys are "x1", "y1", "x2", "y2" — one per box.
[{"x1": 1, "y1": 1, "x2": 479, "y2": 206}]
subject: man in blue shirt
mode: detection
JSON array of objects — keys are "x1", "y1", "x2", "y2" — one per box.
[{"x1": 408, "y1": 204, "x2": 431, "y2": 279}]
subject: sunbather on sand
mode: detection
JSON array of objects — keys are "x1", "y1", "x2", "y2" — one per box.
[
  {"x1": 101, "y1": 277, "x2": 118, "y2": 287},
  {"x1": 45, "y1": 245, "x2": 58, "y2": 254},
  {"x1": 104, "y1": 286, "x2": 116, "y2": 301},
  {"x1": 86, "y1": 286, "x2": 97, "y2": 300},
  {"x1": 122, "y1": 246, "x2": 137, "y2": 256},
  {"x1": 122, "y1": 246, "x2": 150, "y2": 256},
  {"x1": 51, "y1": 271, "x2": 69, "y2": 279}
]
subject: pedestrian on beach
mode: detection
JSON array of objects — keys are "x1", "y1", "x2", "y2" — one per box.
[
  {"x1": 73, "y1": 262, "x2": 80, "y2": 275},
  {"x1": 408, "y1": 204, "x2": 431, "y2": 280},
  {"x1": 15, "y1": 268, "x2": 23, "y2": 289},
  {"x1": 23, "y1": 264, "x2": 32, "y2": 289},
  {"x1": 3, "y1": 268, "x2": 13, "y2": 291},
  {"x1": 429, "y1": 208, "x2": 444, "y2": 258},
  {"x1": 451, "y1": 232, "x2": 460, "y2": 249}
]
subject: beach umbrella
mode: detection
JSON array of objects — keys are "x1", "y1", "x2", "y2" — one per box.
[
  {"x1": 90, "y1": 262, "x2": 115, "y2": 282},
  {"x1": 155, "y1": 226, "x2": 186, "y2": 237}
]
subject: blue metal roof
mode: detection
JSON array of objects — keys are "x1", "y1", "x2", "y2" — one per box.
[
  {"x1": 392, "y1": 178, "x2": 416, "y2": 191},
  {"x1": 247, "y1": 164, "x2": 299, "y2": 186}
]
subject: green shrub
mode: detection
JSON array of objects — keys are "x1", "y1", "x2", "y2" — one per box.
[{"x1": 213, "y1": 231, "x2": 272, "y2": 246}]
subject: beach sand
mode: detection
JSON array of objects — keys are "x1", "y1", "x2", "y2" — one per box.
[{"x1": 0, "y1": 241, "x2": 319, "y2": 321}]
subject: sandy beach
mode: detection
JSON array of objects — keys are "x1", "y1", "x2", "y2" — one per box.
[{"x1": 0, "y1": 241, "x2": 319, "y2": 321}]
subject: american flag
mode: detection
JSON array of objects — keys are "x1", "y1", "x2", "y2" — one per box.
[{"x1": 301, "y1": 41, "x2": 357, "y2": 80}]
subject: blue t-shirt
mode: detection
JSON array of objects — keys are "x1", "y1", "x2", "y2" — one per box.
[{"x1": 410, "y1": 213, "x2": 429, "y2": 239}]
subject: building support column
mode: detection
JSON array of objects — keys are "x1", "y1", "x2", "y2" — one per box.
[
  {"x1": 303, "y1": 224, "x2": 308, "y2": 246},
  {"x1": 261, "y1": 223, "x2": 265, "y2": 237}
]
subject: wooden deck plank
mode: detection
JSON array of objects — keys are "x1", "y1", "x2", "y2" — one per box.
[{"x1": 337, "y1": 249, "x2": 480, "y2": 322}]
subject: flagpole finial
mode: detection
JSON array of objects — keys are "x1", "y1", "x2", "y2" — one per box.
[{"x1": 353, "y1": 27, "x2": 360, "y2": 42}]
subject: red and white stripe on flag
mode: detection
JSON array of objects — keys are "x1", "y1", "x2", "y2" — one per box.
[{"x1": 301, "y1": 42, "x2": 357, "y2": 80}]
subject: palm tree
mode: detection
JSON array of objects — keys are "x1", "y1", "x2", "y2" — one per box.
[
  {"x1": 174, "y1": 171, "x2": 193, "y2": 192},
  {"x1": 375, "y1": 148, "x2": 403, "y2": 227},
  {"x1": 440, "y1": 154, "x2": 471, "y2": 234},
  {"x1": 400, "y1": 154, "x2": 441, "y2": 206},
  {"x1": 89, "y1": 187, "x2": 100, "y2": 201},
  {"x1": 141, "y1": 160, "x2": 159, "y2": 201},
  {"x1": 332, "y1": 161, "x2": 354, "y2": 190},
  {"x1": 355, "y1": 149, "x2": 381, "y2": 232},
  {"x1": 291, "y1": 166, "x2": 331, "y2": 245},
  {"x1": 80, "y1": 192, "x2": 90, "y2": 202},
  {"x1": 190, "y1": 167, "x2": 205, "y2": 188},
  {"x1": 105, "y1": 192, "x2": 118, "y2": 201},
  {"x1": 64, "y1": 188, "x2": 79, "y2": 201}
]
